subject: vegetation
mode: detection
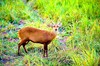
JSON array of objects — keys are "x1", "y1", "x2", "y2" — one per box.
[{"x1": 0, "y1": 0, "x2": 100, "y2": 66}]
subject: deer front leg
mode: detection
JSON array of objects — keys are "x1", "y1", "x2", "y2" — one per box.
[{"x1": 43, "y1": 44, "x2": 48, "y2": 57}]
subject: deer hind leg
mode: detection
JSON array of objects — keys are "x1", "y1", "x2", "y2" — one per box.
[
  {"x1": 23, "y1": 41, "x2": 29, "y2": 53},
  {"x1": 18, "y1": 39, "x2": 27, "y2": 55}
]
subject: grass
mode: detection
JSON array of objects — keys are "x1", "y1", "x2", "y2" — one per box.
[{"x1": 0, "y1": 0, "x2": 100, "y2": 66}]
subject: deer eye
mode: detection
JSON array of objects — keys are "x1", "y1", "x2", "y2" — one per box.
[
  {"x1": 57, "y1": 25, "x2": 59, "y2": 27},
  {"x1": 53, "y1": 26, "x2": 55, "y2": 27}
]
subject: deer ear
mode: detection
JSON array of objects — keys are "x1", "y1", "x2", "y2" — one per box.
[
  {"x1": 57, "y1": 22, "x2": 62, "y2": 27},
  {"x1": 47, "y1": 23, "x2": 53, "y2": 27},
  {"x1": 48, "y1": 22, "x2": 55, "y2": 27},
  {"x1": 47, "y1": 24, "x2": 51, "y2": 27}
]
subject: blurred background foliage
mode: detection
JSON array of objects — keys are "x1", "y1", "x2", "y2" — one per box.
[{"x1": 0, "y1": 0, "x2": 100, "y2": 66}]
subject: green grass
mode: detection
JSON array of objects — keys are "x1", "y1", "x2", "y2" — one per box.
[{"x1": 0, "y1": 0, "x2": 100, "y2": 66}]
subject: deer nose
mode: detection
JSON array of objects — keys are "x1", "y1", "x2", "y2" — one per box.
[{"x1": 55, "y1": 29, "x2": 57, "y2": 31}]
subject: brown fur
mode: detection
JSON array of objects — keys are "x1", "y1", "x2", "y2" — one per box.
[{"x1": 18, "y1": 27, "x2": 56, "y2": 57}]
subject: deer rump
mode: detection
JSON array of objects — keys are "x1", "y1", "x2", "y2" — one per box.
[{"x1": 18, "y1": 27, "x2": 56, "y2": 57}]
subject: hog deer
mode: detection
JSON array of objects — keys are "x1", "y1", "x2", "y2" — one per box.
[{"x1": 18, "y1": 22, "x2": 62, "y2": 57}]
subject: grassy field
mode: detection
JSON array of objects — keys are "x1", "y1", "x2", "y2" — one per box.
[{"x1": 0, "y1": 0, "x2": 100, "y2": 66}]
